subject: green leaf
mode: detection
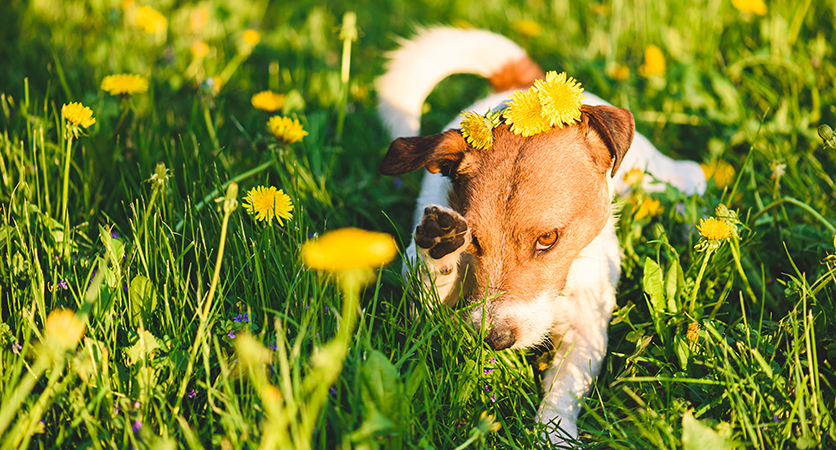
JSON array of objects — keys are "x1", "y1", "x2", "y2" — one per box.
[
  {"x1": 642, "y1": 257, "x2": 667, "y2": 341},
  {"x1": 674, "y1": 335, "x2": 691, "y2": 370},
  {"x1": 642, "y1": 257, "x2": 665, "y2": 312},
  {"x1": 125, "y1": 330, "x2": 161, "y2": 366},
  {"x1": 360, "y1": 350, "x2": 404, "y2": 428},
  {"x1": 665, "y1": 258, "x2": 684, "y2": 313},
  {"x1": 682, "y1": 410, "x2": 740, "y2": 450},
  {"x1": 129, "y1": 275, "x2": 158, "y2": 320}
]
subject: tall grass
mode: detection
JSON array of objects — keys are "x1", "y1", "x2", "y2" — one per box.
[{"x1": 0, "y1": 0, "x2": 834, "y2": 448}]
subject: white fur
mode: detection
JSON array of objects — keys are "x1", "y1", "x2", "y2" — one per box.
[{"x1": 378, "y1": 27, "x2": 706, "y2": 447}]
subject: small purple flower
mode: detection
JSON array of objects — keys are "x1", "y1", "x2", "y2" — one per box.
[
  {"x1": 123, "y1": 283, "x2": 129, "y2": 292},
  {"x1": 12, "y1": 342, "x2": 22, "y2": 354},
  {"x1": 772, "y1": 415, "x2": 779, "y2": 423},
  {"x1": 269, "y1": 341, "x2": 277, "y2": 350},
  {"x1": 227, "y1": 331, "x2": 236, "y2": 339},
  {"x1": 491, "y1": 393, "x2": 495, "y2": 403},
  {"x1": 57, "y1": 279, "x2": 69, "y2": 290},
  {"x1": 329, "y1": 386, "x2": 336, "y2": 396},
  {"x1": 489, "y1": 358, "x2": 496, "y2": 363},
  {"x1": 233, "y1": 313, "x2": 250, "y2": 323},
  {"x1": 324, "y1": 305, "x2": 328, "y2": 314},
  {"x1": 483, "y1": 382, "x2": 491, "y2": 393},
  {"x1": 393, "y1": 177, "x2": 402, "y2": 189},
  {"x1": 131, "y1": 420, "x2": 142, "y2": 432},
  {"x1": 483, "y1": 368, "x2": 494, "y2": 375},
  {"x1": 133, "y1": 401, "x2": 140, "y2": 409},
  {"x1": 111, "y1": 231, "x2": 119, "y2": 238},
  {"x1": 187, "y1": 389, "x2": 197, "y2": 399}
]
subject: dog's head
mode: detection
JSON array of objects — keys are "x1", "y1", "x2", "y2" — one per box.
[{"x1": 380, "y1": 105, "x2": 634, "y2": 350}]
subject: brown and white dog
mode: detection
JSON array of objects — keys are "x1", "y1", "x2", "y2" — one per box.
[{"x1": 377, "y1": 27, "x2": 705, "y2": 446}]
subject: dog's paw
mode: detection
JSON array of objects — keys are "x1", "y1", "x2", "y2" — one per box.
[{"x1": 414, "y1": 205, "x2": 469, "y2": 265}]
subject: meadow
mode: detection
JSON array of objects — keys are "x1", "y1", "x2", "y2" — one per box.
[{"x1": 0, "y1": 0, "x2": 835, "y2": 448}]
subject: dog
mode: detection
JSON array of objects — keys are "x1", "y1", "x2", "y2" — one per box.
[{"x1": 376, "y1": 27, "x2": 705, "y2": 446}]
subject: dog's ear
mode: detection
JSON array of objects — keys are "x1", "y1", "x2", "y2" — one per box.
[
  {"x1": 379, "y1": 129, "x2": 468, "y2": 177},
  {"x1": 581, "y1": 105, "x2": 635, "y2": 177}
]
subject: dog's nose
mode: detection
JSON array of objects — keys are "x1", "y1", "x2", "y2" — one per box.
[{"x1": 485, "y1": 326, "x2": 516, "y2": 350}]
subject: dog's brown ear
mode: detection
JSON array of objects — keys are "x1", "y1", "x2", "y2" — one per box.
[
  {"x1": 379, "y1": 129, "x2": 468, "y2": 177},
  {"x1": 581, "y1": 105, "x2": 635, "y2": 177}
]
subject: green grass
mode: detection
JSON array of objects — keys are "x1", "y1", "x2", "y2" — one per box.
[{"x1": 1, "y1": 0, "x2": 835, "y2": 448}]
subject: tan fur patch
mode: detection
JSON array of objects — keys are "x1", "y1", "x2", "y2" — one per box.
[{"x1": 488, "y1": 57, "x2": 545, "y2": 92}]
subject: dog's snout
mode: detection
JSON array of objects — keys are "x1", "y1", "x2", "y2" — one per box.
[{"x1": 485, "y1": 325, "x2": 516, "y2": 350}]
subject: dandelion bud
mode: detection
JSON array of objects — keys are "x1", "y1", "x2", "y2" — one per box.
[
  {"x1": 818, "y1": 124, "x2": 833, "y2": 143},
  {"x1": 818, "y1": 124, "x2": 836, "y2": 148}
]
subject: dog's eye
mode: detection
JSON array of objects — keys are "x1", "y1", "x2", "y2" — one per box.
[{"x1": 535, "y1": 232, "x2": 558, "y2": 251}]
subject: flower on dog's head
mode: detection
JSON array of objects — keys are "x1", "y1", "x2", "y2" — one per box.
[
  {"x1": 503, "y1": 87, "x2": 551, "y2": 137},
  {"x1": 534, "y1": 71, "x2": 586, "y2": 128},
  {"x1": 460, "y1": 109, "x2": 502, "y2": 150}
]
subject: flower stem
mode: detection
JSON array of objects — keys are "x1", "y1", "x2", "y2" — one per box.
[
  {"x1": 172, "y1": 183, "x2": 238, "y2": 417},
  {"x1": 335, "y1": 12, "x2": 357, "y2": 142},
  {"x1": 751, "y1": 197, "x2": 836, "y2": 234},
  {"x1": 689, "y1": 247, "x2": 715, "y2": 315},
  {"x1": 60, "y1": 135, "x2": 73, "y2": 223},
  {"x1": 174, "y1": 160, "x2": 273, "y2": 232}
]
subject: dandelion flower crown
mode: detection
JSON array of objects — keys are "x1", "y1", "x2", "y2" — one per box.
[{"x1": 459, "y1": 71, "x2": 586, "y2": 149}]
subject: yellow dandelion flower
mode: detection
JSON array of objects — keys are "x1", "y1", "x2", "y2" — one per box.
[
  {"x1": 101, "y1": 74, "x2": 149, "y2": 96},
  {"x1": 503, "y1": 87, "x2": 551, "y2": 137},
  {"x1": 243, "y1": 186, "x2": 294, "y2": 225},
  {"x1": 268, "y1": 116, "x2": 308, "y2": 144},
  {"x1": 191, "y1": 41, "x2": 209, "y2": 58},
  {"x1": 700, "y1": 159, "x2": 735, "y2": 189},
  {"x1": 45, "y1": 308, "x2": 86, "y2": 351},
  {"x1": 121, "y1": 0, "x2": 135, "y2": 10},
  {"x1": 62, "y1": 102, "x2": 96, "y2": 138},
  {"x1": 190, "y1": 8, "x2": 209, "y2": 32},
  {"x1": 535, "y1": 71, "x2": 586, "y2": 128},
  {"x1": 512, "y1": 20, "x2": 542, "y2": 38},
  {"x1": 243, "y1": 29, "x2": 261, "y2": 46},
  {"x1": 623, "y1": 168, "x2": 644, "y2": 186},
  {"x1": 638, "y1": 45, "x2": 666, "y2": 78},
  {"x1": 591, "y1": 3, "x2": 611, "y2": 15},
  {"x1": 634, "y1": 198, "x2": 663, "y2": 220},
  {"x1": 698, "y1": 217, "x2": 733, "y2": 241},
  {"x1": 732, "y1": 0, "x2": 767, "y2": 15},
  {"x1": 608, "y1": 63, "x2": 630, "y2": 81},
  {"x1": 460, "y1": 110, "x2": 500, "y2": 150},
  {"x1": 135, "y1": 6, "x2": 167, "y2": 34},
  {"x1": 251, "y1": 91, "x2": 286, "y2": 112},
  {"x1": 686, "y1": 322, "x2": 700, "y2": 342},
  {"x1": 301, "y1": 227, "x2": 397, "y2": 272}
]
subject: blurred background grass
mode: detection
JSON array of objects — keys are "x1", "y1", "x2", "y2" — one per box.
[{"x1": 0, "y1": 0, "x2": 835, "y2": 448}]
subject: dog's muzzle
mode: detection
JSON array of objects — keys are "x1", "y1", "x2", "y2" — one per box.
[{"x1": 484, "y1": 324, "x2": 516, "y2": 350}]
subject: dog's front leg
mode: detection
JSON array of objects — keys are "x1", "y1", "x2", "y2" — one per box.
[
  {"x1": 536, "y1": 310, "x2": 609, "y2": 447},
  {"x1": 407, "y1": 205, "x2": 471, "y2": 308}
]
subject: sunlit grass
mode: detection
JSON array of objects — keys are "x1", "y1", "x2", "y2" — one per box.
[{"x1": 1, "y1": 0, "x2": 835, "y2": 448}]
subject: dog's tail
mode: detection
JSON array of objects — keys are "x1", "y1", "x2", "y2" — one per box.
[{"x1": 377, "y1": 27, "x2": 544, "y2": 139}]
